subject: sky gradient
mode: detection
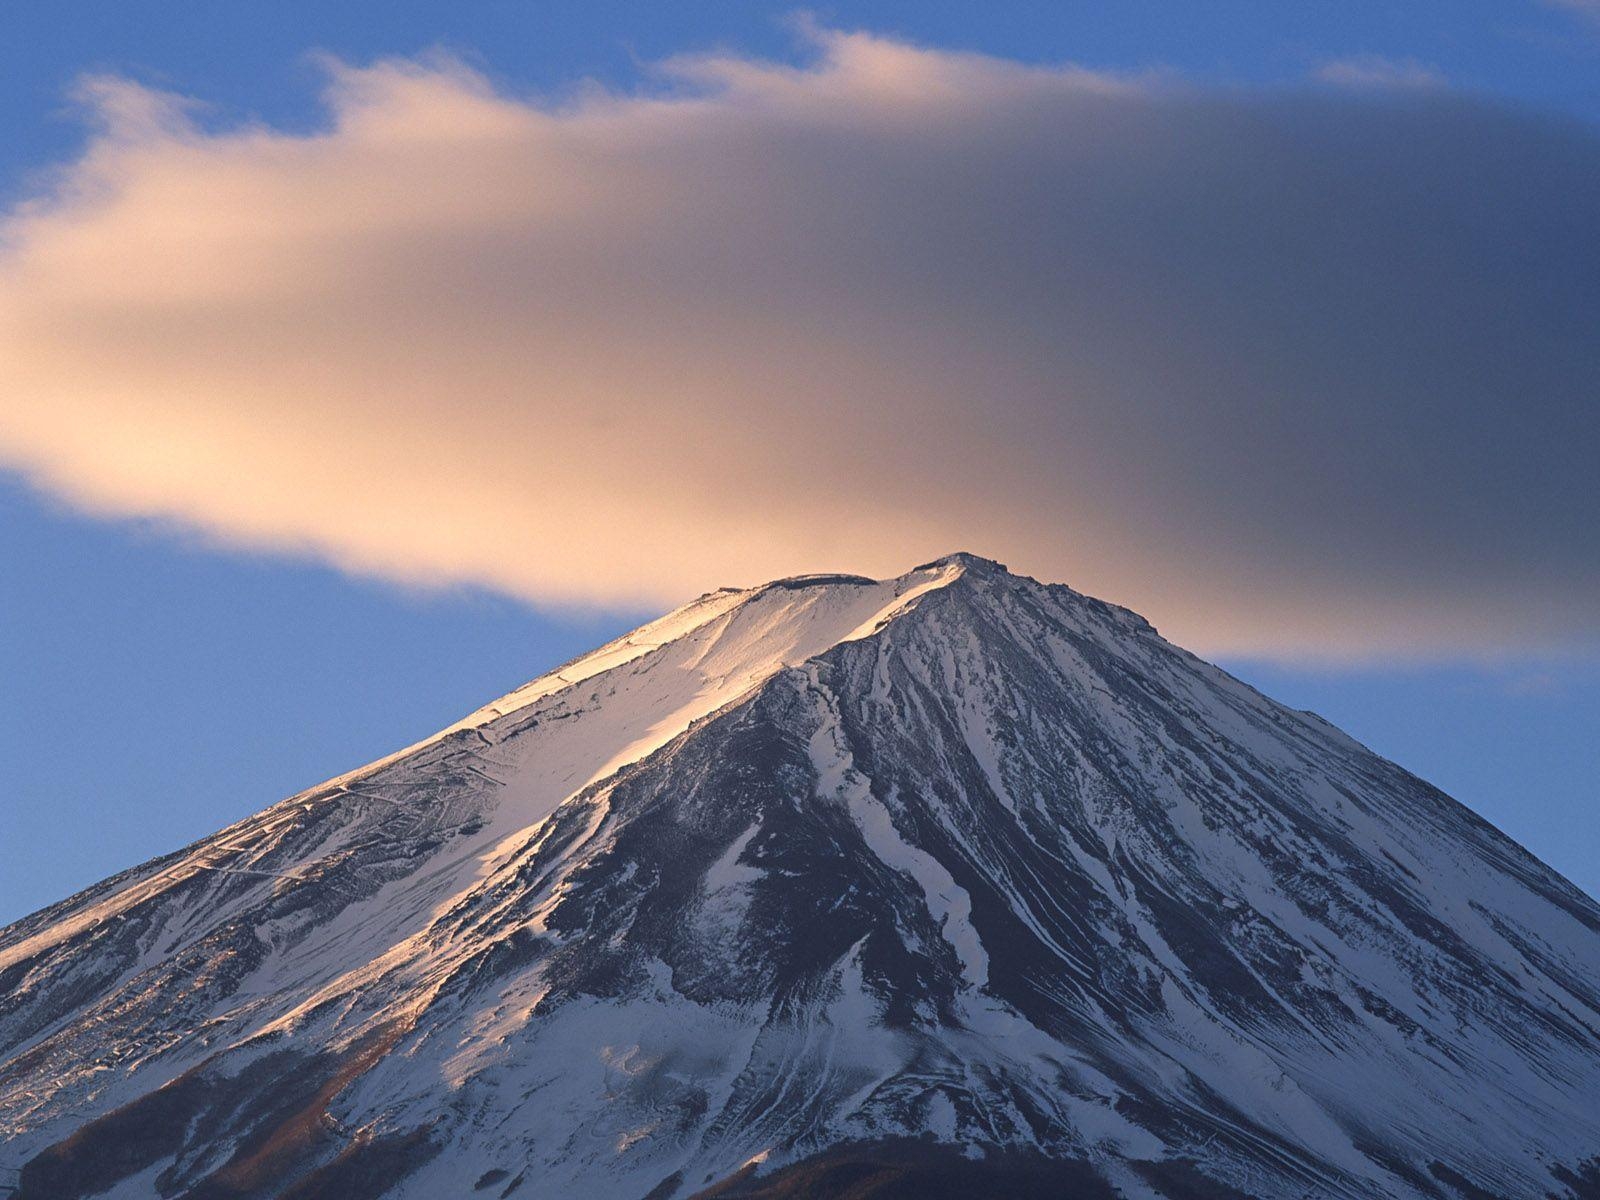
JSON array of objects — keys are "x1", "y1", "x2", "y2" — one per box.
[{"x1": 2, "y1": 1, "x2": 1597, "y2": 921}]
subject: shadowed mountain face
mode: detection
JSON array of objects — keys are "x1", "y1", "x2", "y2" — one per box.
[{"x1": 2, "y1": 555, "x2": 1598, "y2": 1199}]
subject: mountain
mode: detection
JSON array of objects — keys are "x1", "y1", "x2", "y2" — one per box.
[{"x1": 2, "y1": 554, "x2": 1598, "y2": 1199}]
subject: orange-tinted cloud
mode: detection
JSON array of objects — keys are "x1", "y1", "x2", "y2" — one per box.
[{"x1": 2, "y1": 30, "x2": 1597, "y2": 658}]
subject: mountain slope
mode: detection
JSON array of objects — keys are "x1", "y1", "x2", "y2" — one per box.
[{"x1": 2, "y1": 554, "x2": 1597, "y2": 1199}]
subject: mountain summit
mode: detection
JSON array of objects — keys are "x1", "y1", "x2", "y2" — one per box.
[{"x1": 3, "y1": 557, "x2": 1598, "y2": 1199}]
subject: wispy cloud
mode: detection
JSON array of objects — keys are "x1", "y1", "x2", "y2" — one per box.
[
  {"x1": 1, "y1": 29, "x2": 1597, "y2": 658},
  {"x1": 1314, "y1": 55, "x2": 1446, "y2": 88}
]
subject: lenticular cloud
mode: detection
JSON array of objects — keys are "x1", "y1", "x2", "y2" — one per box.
[{"x1": 2, "y1": 28, "x2": 1597, "y2": 656}]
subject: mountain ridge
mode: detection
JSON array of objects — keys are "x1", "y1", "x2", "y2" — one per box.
[{"x1": 3, "y1": 555, "x2": 1598, "y2": 1199}]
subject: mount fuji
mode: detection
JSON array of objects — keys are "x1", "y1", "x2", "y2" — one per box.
[{"x1": 2, "y1": 554, "x2": 1597, "y2": 1198}]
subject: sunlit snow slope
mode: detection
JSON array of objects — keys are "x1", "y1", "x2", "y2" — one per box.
[{"x1": 2, "y1": 554, "x2": 1597, "y2": 1199}]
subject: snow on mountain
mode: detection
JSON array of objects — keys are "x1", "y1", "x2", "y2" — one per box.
[{"x1": 2, "y1": 554, "x2": 1597, "y2": 1199}]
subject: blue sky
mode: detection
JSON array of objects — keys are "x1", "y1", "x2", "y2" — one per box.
[{"x1": 2, "y1": 1, "x2": 1597, "y2": 922}]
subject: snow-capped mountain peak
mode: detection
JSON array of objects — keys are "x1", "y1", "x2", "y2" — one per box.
[{"x1": 3, "y1": 556, "x2": 1597, "y2": 1199}]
